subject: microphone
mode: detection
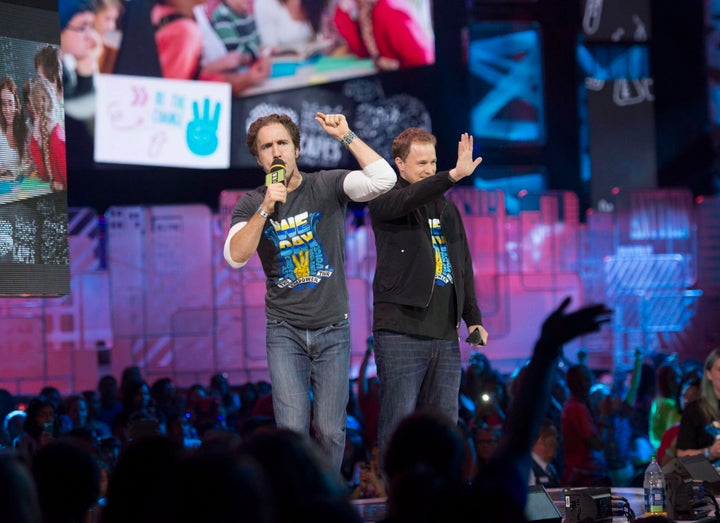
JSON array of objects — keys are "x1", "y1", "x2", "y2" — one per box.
[
  {"x1": 265, "y1": 157, "x2": 286, "y2": 187},
  {"x1": 265, "y1": 158, "x2": 286, "y2": 213}
]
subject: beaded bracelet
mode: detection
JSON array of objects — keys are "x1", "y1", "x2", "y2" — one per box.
[{"x1": 341, "y1": 130, "x2": 357, "y2": 148}]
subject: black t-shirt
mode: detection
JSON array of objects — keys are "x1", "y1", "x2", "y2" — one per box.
[
  {"x1": 374, "y1": 280, "x2": 457, "y2": 340},
  {"x1": 374, "y1": 204, "x2": 458, "y2": 340}
]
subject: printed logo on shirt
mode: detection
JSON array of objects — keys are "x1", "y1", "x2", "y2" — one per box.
[
  {"x1": 265, "y1": 211, "x2": 334, "y2": 289},
  {"x1": 429, "y1": 218, "x2": 453, "y2": 286}
]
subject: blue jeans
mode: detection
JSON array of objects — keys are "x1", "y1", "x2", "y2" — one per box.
[
  {"x1": 266, "y1": 318, "x2": 350, "y2": 471},
  {"x1": 374, "y1": 330, "x2": 461, "y2": 460}
]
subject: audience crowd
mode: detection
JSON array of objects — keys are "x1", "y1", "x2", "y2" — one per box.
[{"x1": 0, "y1": 297, "x2": 712, "y2": 523}]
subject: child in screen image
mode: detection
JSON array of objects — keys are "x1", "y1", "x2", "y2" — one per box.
[
  {"x1": 152, "y1": 0, "x2": 271, "y2": 95},
  {"x1": 34, "y1": 45, "x2": 64, "y2": 112},
  {"x1": 333, "y1": 0, "x2": 434, "y2": 70},
  {"x1": 28, "y1": 78, "x2": 66, "y2": 192},
  {"x1": 253, "y1": 0, "x2": 337, "y2": 56},
  {"x1": 93, "y1": 0, "x2": 124, "y2": 73},
  {"x1": 34, "y1": 46, "x2": 65, "y2": 129},
  {"x1": 193, "y1": 0, "x2": 265, "y2": 75},
  {"x1": 211, "y1": 0, "x2": 261, "y2": 61},
  {"x1": 0, "y1": 77, "x2": 29, "y2": 179}
]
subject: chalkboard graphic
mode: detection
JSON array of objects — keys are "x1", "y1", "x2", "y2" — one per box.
[
  {"x1": 187, "y1": 98, "x2": 221, "y2": 156},
  {"x1": 354, "y1": 94, "x2": 431, "y2": 161}
]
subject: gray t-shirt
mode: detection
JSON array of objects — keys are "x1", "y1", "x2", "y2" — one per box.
[{"x1": 230, "y1": 169, "x2": 351, "y2": 329}]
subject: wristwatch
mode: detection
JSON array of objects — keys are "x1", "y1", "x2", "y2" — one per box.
[
  {"x1": 257, "y1": 206, "x2": 270, "y2": 219},
  {"x1": 703, "y1": 447, "x2": 712, "y2": 460}
]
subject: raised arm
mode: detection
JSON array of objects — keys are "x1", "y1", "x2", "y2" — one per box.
[
  {"x1": 624, "y1": 348, "x2": 643, "y2": 407},
  {"x1": 449, "y1": 133, "x2": 482, "y2": 182},
  {"x1": 314, "y1": 112, "x2": 395, "y2": 202},
  {"x1": 473, "y1": 297, "x2": 611, "y2": 509}
]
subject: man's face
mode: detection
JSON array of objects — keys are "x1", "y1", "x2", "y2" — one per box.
[
  {"x1": 61, "y1": 12, "x2": 99, "y2": 60},
  {"x1": 254, "y1": 122, "x2": 299, "y2": 177},
  {"x1": 395, "y1": 140, "x2": 437, "y2": 184}
]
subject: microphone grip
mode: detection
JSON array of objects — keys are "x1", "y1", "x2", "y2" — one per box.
[{"x1": 266, "y1": 158, "x2": 287, "y2": 214}]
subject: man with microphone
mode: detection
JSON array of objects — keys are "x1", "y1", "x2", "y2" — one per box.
[{"x1": 223, "y1": 112, "x2": 395, "y2": 472}]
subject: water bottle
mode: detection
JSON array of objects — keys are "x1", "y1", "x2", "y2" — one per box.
[{"x1": 643, "y1": 455, "x2": 667, "y2": 516}]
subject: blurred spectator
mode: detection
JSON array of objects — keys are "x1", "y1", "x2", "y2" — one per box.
[
  {"x1": 3, "y1": 410, "x2": 26, "y2": 449},
  {"x1": 597, "y1": 348, "x2": 644, "y2": 487},
  {"x1": 175, "y1": 445, "x2": 274, "y2": 523},
  {"x1": 237, "y1": 426, "x2": 357, "y2": 523},
  {"x1": 111, "y1": 378, "x2": 156, "y2": 448},
  {"x1": 96, "y1": 375, "x2": 122, "y2": 429},
  {"x1": 31, "y1": 438, "x2": 101, "y2": 523},
  {"x1": 81, "y1": 389, "x2": 113, "y2": 438},
  {"x1": 14, "y1": 395, "x2": 59, "y2": 466},
  {"x1": 0, "y1": 449, "x2": 42, "y2": 523},
  {"x1": 630, "y1": 362, "x2": 656, "y2": 442},
  {"x1": 382, "y1": 408, "x2": 467, "y2": 522},
  {"x1": 472, "y1": 421, "x2": 500, "y2": 475},
  {"x1": 209, "y1": 373, "x2": 241, "y2": 427},
  {"x1": 346, "y1": 378, "x2": 366, "y2": 443},
  {"x1": 237, "y1": 381, "x2": 259, "y2": 418},
  {"x1": 150, "y1": 377, "x2": 179, "y2": 422},
  {"x1": 529, "y1": 418, "x2": 560, "y2": 488},
  {"x1": 185, "y1": 382, "x2": 224, "y2": 436},
  {"x1": 677, "y1": 348, "x2": 720, "y2": 462},
  {"x1": 0, "y1": 389, "x2": 16, "y2": 434},
  {"x1": 463, "y1": 351, "x2": 507, "y2": 430},
  {"x1": 657, "y1": 375, "x2": 701, "y2": 466},
  {"x1": 467, "y1": 297, "x2": 611, "y2": 522},
  {"x1": 351, "y1": 436, "x2": 387, "y2": 499},
  {"x1": 561, "y1": 363, "x2": 609, "y2": 487},
  {"x1": 119, "y1": 366, "x2": 143, "y2": 400},
  {"x1": 101, "y1": 435, "x2": 185, "y2": 523},
  {"x1": 65, "y1": 393, "x2": 111, "y2": 439},
  {"x1": 649, "y1": 357, "x2": 682, "y2": 450},
  {"x1": 357, "y1": 334, "x2": 380, "y2": 450}
]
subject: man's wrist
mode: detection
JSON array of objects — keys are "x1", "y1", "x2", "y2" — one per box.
[
  {"x1": 257, "y1": 206, "x2": 270, "y2": 219},
  {"x1": 704, "y1": 447, "x2": 712, "y2": 460},
  {"x1": 340, "y1": 130, "x2": 357, "y2": 148}
]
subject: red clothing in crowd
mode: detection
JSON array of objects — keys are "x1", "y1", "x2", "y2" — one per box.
[
  {"x1": 561, "y1": 395, "x2": 606, "y2": 485},
  {"x1": 333, "y1": 0, "x2": 434, "y2": 68},
  {"x1": 657, "y1": 422, "x2": 680, "y2": 466}
]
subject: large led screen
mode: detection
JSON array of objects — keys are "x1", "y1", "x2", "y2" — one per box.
[
  {"x1": 86, "y1": 0, "x2": 436, "y2": 170},
  {"x1": 0, "y1": 0, "x2": 69, "y2": 296}
]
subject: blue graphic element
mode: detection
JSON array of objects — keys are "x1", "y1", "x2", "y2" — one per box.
[
  {"x1": 186, "y1": 98, "x2": 220, "y2": 156},
  {"x1": 468, "y1": 23, "x2": 545, "y2": 143},
  {"x1": 429, "y1": 219, "x2": 453, "y2": 286},
  {"x1": 265, "y1": 211, "x2": 332, "y2": 290}
]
